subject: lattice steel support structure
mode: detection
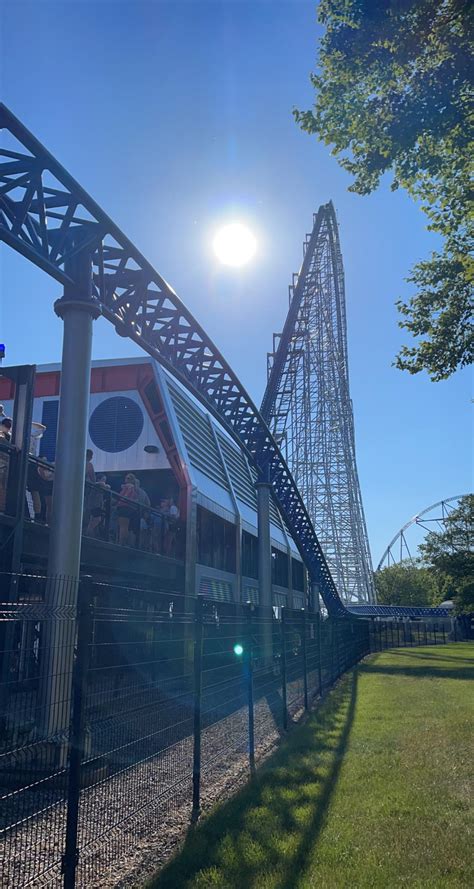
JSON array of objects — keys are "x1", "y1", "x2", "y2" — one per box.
[{"x1": 262, "y1": 203, "x2": 376, "y2": 605}]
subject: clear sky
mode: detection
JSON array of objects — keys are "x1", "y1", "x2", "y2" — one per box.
[{"x1": 0, "y1": 0, "x2": 472, "y2": 565}]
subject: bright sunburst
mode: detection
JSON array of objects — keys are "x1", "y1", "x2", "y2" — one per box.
[{"x1": 213, "y1": 222, "x2": 257, "y2": 267}]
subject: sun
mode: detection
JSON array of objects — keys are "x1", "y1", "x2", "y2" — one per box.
[{"x1": 213, "y1": 222, "x2": 257, "y2": 267}]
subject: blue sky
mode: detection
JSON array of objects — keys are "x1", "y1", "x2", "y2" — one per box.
[{"x1": 0, "y1": 0, "x2": 472, "y2": 564}]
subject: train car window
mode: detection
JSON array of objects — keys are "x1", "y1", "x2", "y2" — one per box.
[{"x1": 197, "y1": 506, "x2": 236, "y2": 573}]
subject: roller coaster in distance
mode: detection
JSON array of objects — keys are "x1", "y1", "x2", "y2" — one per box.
[
  {"x1": 377, "y1": 495, "x2": 471, "y2": 570},
  {"x1": 0, "y1": 104, "x2": 451, "y2": 619}
]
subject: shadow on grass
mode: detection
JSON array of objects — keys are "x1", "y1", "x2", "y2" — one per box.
[
  {"x1": 389, "y1": 649, "x2": 473, "y2": 666},
  {"x1": 147, "y1": 670, "x2": 358, "y2": 889},
  {"x1": 359, "y1": 659, "x2": 474, "y2": 682}
]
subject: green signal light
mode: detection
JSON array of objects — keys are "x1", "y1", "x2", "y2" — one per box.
[{"x1": 233, "y1": 643, "x2": 244, "y2": 657}]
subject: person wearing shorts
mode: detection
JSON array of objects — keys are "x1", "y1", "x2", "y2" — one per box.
[{"x1": 116, "y1": 473, "x2": 138, "y2": 545}]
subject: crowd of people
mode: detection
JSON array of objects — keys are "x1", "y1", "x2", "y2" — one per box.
[
  {"x1": 83, "y1": 450, "x2": 180, "y2": 555},
  {"x1": 0, "y1": 425, "x2": 181, "y2": 557}
]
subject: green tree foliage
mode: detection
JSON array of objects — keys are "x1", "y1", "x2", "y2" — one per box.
[
  {"x1": 419, "y1": 494, "x2": 474, "y2": 612},
  {"x1": 295, "y1": 0, "x2": 473, "y2": 380},
  {"x1": 454, "y1": 576, "x2": 474, "y2": 614},
  {"x1": 374, "y1": 561, "x2": 440, "y2": 607}
]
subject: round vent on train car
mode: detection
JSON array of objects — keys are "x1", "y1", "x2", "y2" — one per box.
[{"x1": 89, "y1": 396, "x2": 144, "y2": 453}]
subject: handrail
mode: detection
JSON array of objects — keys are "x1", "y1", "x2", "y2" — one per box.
[{"x1": 24, "y1": 455, "x2": 183, "y2": 559}]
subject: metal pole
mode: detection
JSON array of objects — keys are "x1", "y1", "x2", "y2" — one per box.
[
  {"x1": 317, "y1": 612, "x2": 323, "y2": 696},
  {"x1": 39, "y1": 252, "x2": 99, "y2": 743},
  {"x1": 330, "y1": 620, "x2": 335, "y2": 682},
  {"x1": 62, "y1": 576, "x2": 93, "y2": 889},
  {"x1": 245, "y1": 603, "x2": 255, "y2": 776},
  {"x1": 192, "y1": 596, "x2": 204, "y2": 821},
  {"x1": 301, "y1": 609, "x2": 308, "y2": 710},
  {"x1": 281, "y1": 607, "x2": 288, "y2": 730},
  {"x1": 337, "y1": 622, "x2": 342, "y2": 676},
  {"x1": 256, "y1": 478, "x2": 273, "y2": 665},
  {"x1": 49, "y1": 252, "x2": 99, "y2": 580}
]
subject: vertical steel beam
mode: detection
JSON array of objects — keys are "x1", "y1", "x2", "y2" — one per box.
[
  {"x1": 62, "y1": 577, "x2": 93, "y2": 889},
  {"x1": 40, "y1": 247, "x2": 99, "y2": 743},
  {"x1": 256, "y1": 478, "x2": 273, "y2": 664},
  {"x1": 281, "y1": 606, "x2": 288, "y2": 730},
  {"x1": 245, "y1": 603, "x2": 256, "y2": 776},
  {"x1": 48, "y1": 255, "x2": 99, "y2": 580},
  {"x1": 301, "y1": 609, "x2": 308, "y2": 710},
  {"x1": 192, "y1": 595, "x2": 204, "y2": 821}
]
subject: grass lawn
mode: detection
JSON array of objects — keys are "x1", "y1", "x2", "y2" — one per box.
[{"x1": 146, "y1": 643, "x2": 473, "y2": 889}]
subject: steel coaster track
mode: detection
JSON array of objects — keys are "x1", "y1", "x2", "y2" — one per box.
[
  {"x1": 0, "y1": 104, "x2": 346, "y2": 616},
  {"x1": 0, "y1": 106, "x2": 452, "y2": 621},
  {"x1": 261, "y1": 202, "x2": 375, "y2": 605}
]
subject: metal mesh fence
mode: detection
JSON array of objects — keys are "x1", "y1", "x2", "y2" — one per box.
[{"x1": 0, "y1": 572, "x2": 467, "y2": 888}]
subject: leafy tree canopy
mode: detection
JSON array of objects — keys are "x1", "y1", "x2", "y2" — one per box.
[
  {"x1": 295, "y1": 0, "x2": 473, "y2": 380},
  {"x1": 419, "y1": 494, "x2": 473, "y2": 611},
  {"x1": 374, "y1": 561, "x2": 441, "y2": 607},
  {"x1": 453, "y1": 576, "x2": 474, "y2": 615}
]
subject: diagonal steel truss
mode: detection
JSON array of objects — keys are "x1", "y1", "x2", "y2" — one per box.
[
  {"x1": 262, "y1": 203, "x2": 376, "y2": 605},
  {"x1": 0, "y1": 104, "x2": 347, "y2": 615}
]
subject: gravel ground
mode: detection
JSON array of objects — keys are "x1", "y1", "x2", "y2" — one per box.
[{"x1": 0, "y1": 673, "x2": 310, "y2": 888}]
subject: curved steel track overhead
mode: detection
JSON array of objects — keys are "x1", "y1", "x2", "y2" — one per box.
[
  {"x1": 0, "y1": 104, "x2": 346, "y2": 615},
  {"x1": 0, "y1": 105, "x2": 454, "y2": 620},
  {"x1": 376, "y1": 494, "x2": 471, "y2": 571}
]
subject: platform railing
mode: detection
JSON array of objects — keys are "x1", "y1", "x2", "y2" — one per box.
[{"x1": 14, "y1": 454, "x2": 184, "y2": 559}]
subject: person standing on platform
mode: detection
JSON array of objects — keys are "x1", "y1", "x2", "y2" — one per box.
[{"x1": 83, "y1": 449, "x2": 96, "y2": 529}]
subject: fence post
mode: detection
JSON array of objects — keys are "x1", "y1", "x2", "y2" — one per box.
[
  {"x1": 301, "y1": 609, "x2": 309, "y2": 710},
  {"x1": 453, "y1": 620, "x2": 457, "y2": 642},
  {"x1": 442, "y1": 623, "x2": 446, "y2": 644},
  {"x1": 433, "y1": 623, "x2": 437, "y2": 645},
  {"x1": 424, "y1": 622, "x2": 428, "y2": 645},
  {"x1": 244, "y1": 603, "x2": 256, "y2": 776},
  {"x1": 62, "y1": 576, "x2": 93, "y2": 889},
  {"x1": 331, "y1": 620, "x2": 337, "y2": 681},
  {"x1": 317, "y1": 613, "x2": 323, "y2": 695},
  {"x1": 192, "y1": 596, "x2": 204, "y2": 822},
  {"x1": 336, "y1": 622, "x2": 342, "y2": 677},
  {"x1": 281, "y1": 607, "x2": 288, "y2": 730}
]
